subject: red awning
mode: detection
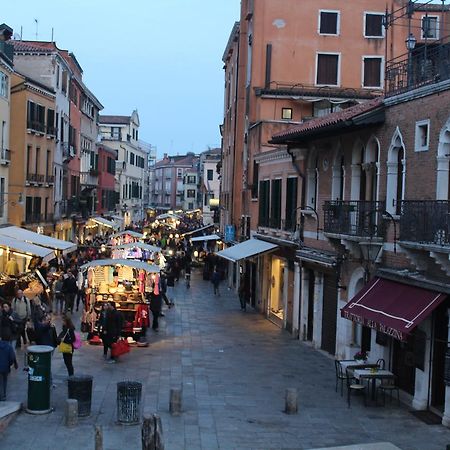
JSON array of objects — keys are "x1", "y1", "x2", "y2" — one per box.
[{"x1": 341, "y1": 277, "x2": 447, "y2": 341}]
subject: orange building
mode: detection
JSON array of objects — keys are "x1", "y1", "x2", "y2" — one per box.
[{"x1": 9, "y1": 72, "x2": 56, "y2": 233}]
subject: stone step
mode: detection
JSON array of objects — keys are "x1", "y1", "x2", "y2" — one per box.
[{"x1": 0, "y1": 402, "x2": 22, "y2": 433}]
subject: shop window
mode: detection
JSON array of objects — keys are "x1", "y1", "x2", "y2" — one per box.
[
  {"x1": 316, "y1": 53, "x2": 339, "y2": 86},
  {"x1": 281, "y1": 108, "x2": 292, "y2": 120},
  {"x1": 415, "y1": 120, "x2": 430, "y2": 152},
  {"x1": 363, "y1": 57, "x2": 382, "y2": 88},
  {"x1": 319, "y1": 11, "x2": 339, "y2": 35},
  {"x1": 364, "y1": 13, "x2": 384, "y2": 38}
]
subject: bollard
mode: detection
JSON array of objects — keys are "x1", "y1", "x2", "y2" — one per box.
[
  {"x1": 68, "y1": 375, "x2": 93, "y2": 417},
  {"x1": 142, "y1": 414, "x2": 165, "y2": 450},
  {"x1": 285, "y1": 388, "x2": 298, "y2": 415},
  {"x1": 65, "y1": 398, "x2": 78, "y2": 427},
  {"x1": 169, "y1": 388, "x2": 182, "y2": 416},
  {"x1": 95, "y1": 425, "x2": 103, "y2": 450}
]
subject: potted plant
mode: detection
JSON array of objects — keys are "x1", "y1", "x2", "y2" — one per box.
[{"x1": 354, "y1": 350, "x2": 368, "y2": 363}]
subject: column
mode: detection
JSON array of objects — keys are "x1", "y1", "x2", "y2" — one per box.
[
  {"x1": 292, "y1": 262, "x2": 301, "y2": 339},
  {"x1": 436, "y1": 156, "x2": 449, "y2": 201},
  {"x1": 312, "y1": 271, "x2": 324, "y2": 349},
  {"x1": 412, "y1": 319, "x2": 432, "y2": 411},
  {"x1": 442, "y1": 309, "x2": 450, "y2": 427},
  {"x1": 299, "y1": 269, "x2": 309, "y2": 341}
]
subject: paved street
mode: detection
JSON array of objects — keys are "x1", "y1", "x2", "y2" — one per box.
[{"x1": 1, "y1": 269, "x2": 450, "y2": 450}]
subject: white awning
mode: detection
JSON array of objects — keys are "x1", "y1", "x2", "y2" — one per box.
[
  {"x1": 0, "y1": 226, "x2": 76, "y2": 255},
  {"x1": 113, "y1": 242, "x2": 161, "y2": 252},
  {"x1": 215, "y1": 239, "x2": 278, "y2": 262},
  {"x1": 191, "y1": 234, "x2": 221, "y2": 242},
  {"x1": 90, "y1": 217, "x2": 119, "y2": 229},
  {"x1": 110, "y1": 230, "x2": 144, "y2": 239},
  {"x1": 80, "y1": 258, "x2": 160, "y2": 273},
  {"x1": 0, "y1": 235, "x2": 54, "y2": 262},
  {"x1": 156, "y1": 213, "x2": 181, "y2": 220},
  {"x1": 183, "y1": 224, "x2": 215, "y2": 236}
]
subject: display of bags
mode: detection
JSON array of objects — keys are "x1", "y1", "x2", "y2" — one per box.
[{"x1": 111, "y1": 339, "x2": 130, "y2": 357}]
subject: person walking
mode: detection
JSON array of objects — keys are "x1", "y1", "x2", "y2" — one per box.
[
  {"x1": 0, "y1": 338, "x2": 17, "y2": 400},
  {"x1": 62, "y1": 271, "x2": 78, "y2": 313},
  {"x1": 1, "y1": 303, "x2": 19, "y2": 350},
  {"x1": 11, "y1": 289, "x2": 31, "y2": 349},
  {"x1": 58, "y1": 316, "x2": 76, "y2": 376},
  {"x1": 211, "y1": 267, "x2": 221, "y2": 296},
  {"x1": 165, "y1": 270, "x2": 175, "y2": 303},
  {"x1": 238, "y1": 276, "x2": 249, "y2": 311},
  {"x1": 100, "y1": 303, "x2": 123, "y2": 363},
  {"x1": 185, "y1": 263, "x2": 191, "y2": 289},
  {"x1": 148, "y1": 291, "x2": 162, "y2": 332},
  {"x1": 53, "y1": 275, "x2": 65, "y2": 314}
]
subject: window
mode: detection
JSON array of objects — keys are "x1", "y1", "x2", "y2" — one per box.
[
  {"x1": 285, "y1": 177, "x2": 298, "y2": 231},
  {"x1": 316, "y1": 53, "x2": 339, "y2": 86},
  {"x1": 0, "y1": 178, "x2": 4, "y2": 218},
  {"x1": 111, "y1": 127, "x2": 121, "y2": 140},
  {"x1": 415, "y1": 120, "x2": 430, "y2": 152},
  {"x1": 187, "y1": 189, "x2": 196, "y2": 198},
  {"x1": 46, "y1": 109, "x2": 55, "y2": 135},
  {"x1": 422, "y1": 16, "x2": 439, "y2": 39},
  {"x1": 319, "y1": 11, "x2": 339, "y2": 35},
  {"x1": 27, "y1": 101, "x2": 45, "y2": 133},
  {"x1": 207, "y1": 169, "x2": 214, "y2": 181},
  {"x1": 251, "y1": 160, "x2": 259, "y2": 199},
  {"x1": 363, "y1": 57, "x2": 382, "y2": 87},
  {"x1": 177, "y1": 169, "x2": 183, "y2": 179},
  {"x1": 187, "y1": 175, "x2": 196, "y2": 184},
  {"x1": 130, "y1": 153, "x2": 135, "y2": 165},
  {"x1": 365, "y1": 13, "x2": 384, "y2": 38},
  {"x1": 281, "y1": 108, "x2": 292, "y2": 120},
  {"x1": 0, "y1": 72, "x2": 8, "y2": 98},
  {"x1": 258, "y1": 180, "x2": 270, "y2": 227},
  {"x1": 270, "y1": 179, "x2": 282, "y2": 229},
  {"x1": 61, "y1": 70, "x2": 68, "y2": 94}
]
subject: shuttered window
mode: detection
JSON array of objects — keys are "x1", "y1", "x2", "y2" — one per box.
[
  {"x1": 285, "y1": 177, "x2": 298, "y2": 231},
  {"x1": 319, "y1": 11, "x2": 338, "y2": 35},
  {"x1": 317, "y1": 54, "x2": 339, "y2": 85},
  {"x1": 270, "y1": 179, "x2": 282, "y2": 229},
  {"x1": 363, "y1": 57, "x2": 382, "y2": 87},
  {"x1": 258, "y1": 180, "x2": 270, "y2": 227},
  {"x1": 365, "y1": 14, "x2": 384, "y2": 37}
]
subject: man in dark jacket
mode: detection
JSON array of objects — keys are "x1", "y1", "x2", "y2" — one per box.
[
  {"x1": 148, "y1": 292, "x2": 162, "y2": 331},
  {"x1": 1, "y1": 303, "x2": 18, "y2": 346},
  {"x1": 34, "y1": 315, "x2": 58, "y2": 348},
  {"x1": 0, "y1": 338, "x2": 17, "y2": 400},
  {"x1": 101, "y1": 302, "x2": 123, "y2": 363},
  {"x1": 62, "y1": 271, "x2": 78, "y2": 313}
]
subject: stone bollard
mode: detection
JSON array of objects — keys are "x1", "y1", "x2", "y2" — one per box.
[
  {"x1": 169, "y1": 388, "x2": 182, "y2": 416},
  {"x1": 285, "y1": 388, "x2": 298, "y2": 415},
  {"x1": 142, "y1": 414, "x2": 165, "y2": 450},
  {"x1": 65, "y1": 398, "x2": 78, "y2": 427},
  {"x1": 95, "y1": 425, "x2": 103, "y2": 450}
]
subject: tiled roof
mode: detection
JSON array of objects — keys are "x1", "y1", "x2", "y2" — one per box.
[
  {"x1": 11, "y1": 40, "x2": 55, "y2": 53},
  {"x1": 99, "y1": 115, "x2": 131, "y2": 125},
  {"x1": 271, "y1": 97, "x2": 383, "y2": 143}
]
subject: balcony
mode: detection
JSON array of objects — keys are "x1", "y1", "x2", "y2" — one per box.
[
  {"x1": 27, "y1": 121, "x2": 46, "y2": 134},
  {"x1": 45, "y1": 175, "x2": 55, "y2": 184},
  {"x1": 89, "y1": 168, "x2": 99, "y2": 177},
  {"x1": 100, "y1": 131, "x2": 122, "y2": 141},
  {"x1": 26, "y1": 173, "x2": 45, "y2": 185},
  {"x1": 46, "y1": 126, "x2": 57, "y2": 138},
  {"x1": 323, "y1": 200, "x2": 386, "y2": 238},
  {"x1": 0, "y1": 149, "x2": 10, "y2": 165},
  {"x1": 0, "y1": 41, "x2": 13, "y2": 65}
]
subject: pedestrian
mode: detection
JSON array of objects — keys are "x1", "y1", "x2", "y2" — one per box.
[
  {"x1": 0, "y1": 337, "x2": 17, "y2": 401},
  {"x1": 159, "y1": 273, "x2": 173, "y2": 308},
  {"x1": 75, "y1": 272, "x2": 85, "y2": 312},
  {"x1": 211, "y1": 267, "x2": 221, "y2": 296},
  {"x1": 166, "y1": 270, "x2": 175, "y2": 302},
  {"x1": 0, "y1": 303, "x2": 19, "y2": 350},
  {"x1": 53, "y1": 275, "x2": 65, "y2": 314},
  {"x1": 58, "y1": 316, "x2": 76, "y2": 376},
  {"x1": 148, "y1": 291, "x2": 162, "y2": 332},
  {"x1": 34, "y1": 314, "x2": 58, "y2": 348},
  {"x1": 11, "y1": 289, "x2": 31, "y2": 349},
  {"x1": 238, "y1": 276, "x2": 249, "y2": 311},
  {"x1": 100, "y1": 302, "x2": 123, "y2": 363},
  {"x1": 62, "y1": 271, "x2": 78, "y2": 313},
  {"x1": 185, "y1": 263, "x2": 191, "y2": 289},
  {"x1": 30, "y1": 295, "x2": 48, "y2": 325}
]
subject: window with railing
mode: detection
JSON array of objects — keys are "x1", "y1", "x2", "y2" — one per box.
[
  {"x1": 0, "y1": 72, "x2": 8, "y2": 99},
  {"x1": 27, "y1": 101, "x2": 45, "y2": 133}
]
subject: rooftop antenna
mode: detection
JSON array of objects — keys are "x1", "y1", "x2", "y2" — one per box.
[
  {"x1": 51, "y1": 27, "x2": 54, "y2": 42},
  {"x1": 34, "y1": 19, "x2": 38, "y2": 40}
]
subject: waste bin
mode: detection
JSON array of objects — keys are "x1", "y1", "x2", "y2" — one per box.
[
  {"x1": 117, "y1": 381, "x2": 142, "y2": 424},
  {"x1": 68, "y1": 375, "x2": 93, "y2": 417},
  {"x1": 26, "y1": 345, "x2": 54, "y2": 414}
]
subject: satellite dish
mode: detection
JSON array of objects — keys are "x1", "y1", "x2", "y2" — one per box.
[{"x1": 12, "y1": 33, "x2": 21, "y2": 40}]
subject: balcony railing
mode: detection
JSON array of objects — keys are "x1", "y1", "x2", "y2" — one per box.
[
  {"x1": 45, "y1": 175, "x2": 54, "y2": 184},
  {"x1": 27, "y1": 121, "x2": 46, "y2": 134},
  {"x1": 26, "y1": 173, "x2": 45, "y2": 184},
  {"x1": 323, "y1": 200, "x2": 386, "y2": 238},
  {"x1": 46, "y1": 126, "x2": 57, "y2": 137},
  {"x1": 386, "y1": 40, "x2": 450, "y2": 97},
  {"x1": 0, "y1": 149, "x2": 10, "y2": 163},
  {"x1": 400, "y1": 200, "x2": 450, "y2": 246}
]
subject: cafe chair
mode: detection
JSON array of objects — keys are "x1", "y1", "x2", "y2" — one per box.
[
  {"x1": 376, "y1": 358, "x2": 386, "y2": 370},
  {"x1": 377, "y1": 375, "x2": 400, "y2": 406},
  {"x1": 335, "y1": 360, "x2": 352, "y2": 396},
  {"x1": 345, "y1": 368, "x2": 366, "y2": 408}
]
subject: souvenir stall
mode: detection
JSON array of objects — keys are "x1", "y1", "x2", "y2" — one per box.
[
  {"x1": 109, "y1": 230, "x2": 145, "y2": 246},
  {"x1": 111, "y1": 242, "x2": 162, "y2": 262},
  {"x1": 79, "y1": 259, "x2": 160, "y2": 340},
  {"x1": 84, "y1": 217, "x2": 119, "y2": 240}
]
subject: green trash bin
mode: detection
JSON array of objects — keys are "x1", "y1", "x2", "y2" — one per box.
[{"x1": 26, "y1": 345, "x2": 54, "y2": 414}]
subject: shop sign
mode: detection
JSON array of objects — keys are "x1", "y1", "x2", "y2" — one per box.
[{"x1": 224, "y1": 225, "x2": 235, "y2": 243}]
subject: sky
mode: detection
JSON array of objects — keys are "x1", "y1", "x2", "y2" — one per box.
[{"x1": 2, "y1": 0, "x2": 240, "y2": 158}]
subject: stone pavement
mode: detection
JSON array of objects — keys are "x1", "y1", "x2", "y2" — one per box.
[{"x1": 1, "y1": 269, "x2": 450, "y2": 450}]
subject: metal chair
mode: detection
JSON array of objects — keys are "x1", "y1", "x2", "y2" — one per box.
[
  {"x1": 377, "y1": 375, "x2": 400, "y2": 406},
  {"x1": 345, "y1": 368, "x2": 366, "y2": 408},
  {"x1": 376, "y1": 358, "x2": 386, "y2": 369},
  {"x1": 335, "y1": 360, "x2": 352, "y2": 396}
]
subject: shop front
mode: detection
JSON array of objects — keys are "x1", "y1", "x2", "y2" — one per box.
[{"x1": 340, "y1": 274, "x2": 449, "y2": 421}]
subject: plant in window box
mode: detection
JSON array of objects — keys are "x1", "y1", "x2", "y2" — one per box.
[{"x1": 353, "y1": 350, "x2": 368, "y2": 363}]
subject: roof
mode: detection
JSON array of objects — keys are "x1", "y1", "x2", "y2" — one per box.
[
  {"x1": 0, "y1": 234, "x2": 54, "y2": 262},
  {"x1": 270, "y1": 97, "x2": 384, "y2": 144},
  {"x1": 99, "y1": 115, "x2": 131, "y2": 125},
  {"x1": 215, "y1": 239, "x2": 278, "y2": 262},
  {"x1": 11, "y1": 40, "x2": 56, "y2": 54}
]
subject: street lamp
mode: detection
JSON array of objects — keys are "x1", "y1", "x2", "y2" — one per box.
[{"x1": 405, "y1": 33, "x2": 416, "y2": 87}]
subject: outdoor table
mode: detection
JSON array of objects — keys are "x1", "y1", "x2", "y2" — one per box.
[
  {"x1": 353, "y1": 368, "x2": 394, "y2": 401},
  {"x1": 339, "y1": 360, "x2": 379, "y2": 371}
]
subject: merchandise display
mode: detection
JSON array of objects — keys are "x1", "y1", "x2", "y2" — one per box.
[{"x1": 111, "y1": 242, "x2": 162, "y2": 262}]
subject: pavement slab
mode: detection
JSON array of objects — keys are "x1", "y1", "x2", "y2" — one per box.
[{"x1": 0, "y1": 268, "x2": 450, "y2": 449}]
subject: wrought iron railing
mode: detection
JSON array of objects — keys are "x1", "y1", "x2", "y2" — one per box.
[
  {"x1": 27, "y1": 120, "x2": 46, "y2": 133},
  {"x1": 386, "y1": 40, "x2": 450, "y2": 97},
  {"x1": 45, "y1": 175, "x2": 55, "y2": 184},
  {"x1": 400, "y1": 200, "x2": 450, "y2": 246},
  {"x1": 26, "y1": 173, "x2": 45, "y2": 183},
  {"x1": 323, "y1": 200, "x2": 386, "y2": 238}
]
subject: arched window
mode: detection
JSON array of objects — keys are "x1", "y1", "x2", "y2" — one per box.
[
  {"x1": 436, "y1": 117, "x2": 450, "y2": 200},
  {"x1": 386, "y1": 127, "x2": 406, "y2": 215},
  {"x1": 364, "y1": 136, "x2": 380, "y2": 203}
]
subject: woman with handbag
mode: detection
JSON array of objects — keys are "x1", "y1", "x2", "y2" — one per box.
[{"x1": 58, "y1": 316, "x2": 76, "y2": 376}]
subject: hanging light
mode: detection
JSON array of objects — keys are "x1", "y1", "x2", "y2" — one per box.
[{"x1": 405, "y1": 33, "x2": 416, "y2": 51}]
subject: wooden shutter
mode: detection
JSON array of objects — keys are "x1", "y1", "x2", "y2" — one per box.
[
  {"x1": 365, "y1": 14, "x2": 383, "y2": 37},
  {"x1": 285, "y1": 177, "x2": 298, "y2": 230},
  {"x1": 320, "y1": 12, "x2": 338, "y2": 34},
  {"x1": 317, "y1": 54, "x2": 338, "y2": 85},
  {"x1": 270, "y1": 179, "x2": 282, "y2": 228},
  {"x1": 363, "y1": 58, "x2": 381, "y2": 87}
]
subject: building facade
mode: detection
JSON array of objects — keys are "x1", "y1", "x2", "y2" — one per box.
[
  {"x1": 199, "y1": 148, "x2": 221, "y2": 224},
  {"x1": 96, "y1": 144, "x2": 117, "y2": 215}
]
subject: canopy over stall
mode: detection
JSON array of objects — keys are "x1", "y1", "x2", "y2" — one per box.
[
  {"x1": 191, "y1": 234, "x2": 221, "y2": 242},
  {"x1": 0, "y1": 234, "x2": 54, "y2": 262},
  {"x1": 156, "y1": 213, "x2": 181, "y2": 220},
  {"x1": 0, "y1": 225, "x2": 76, "y2": 255},
  {"x1": 183, "y1": 224, "x2": 214, "y2": 237},
  {"x1": 111, "y1": 230, "x2": 144, "y2": 240},
  {"x1": 80, "y1": 258, "x2": 160, "y2": 273},
  {"x1": 90, "y1": 217, "x2": 119, "y2": 230},
  {"x1": 216, "y1": 238, "x2": 278, "y2": 262},
  {"x1": 113, "y1": 242, "x2": 161, "y2": 253}
]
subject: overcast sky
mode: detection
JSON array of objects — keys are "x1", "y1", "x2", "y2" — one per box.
[{"x1": 2, "y1": 0, "x2": 240, "y2": 158}]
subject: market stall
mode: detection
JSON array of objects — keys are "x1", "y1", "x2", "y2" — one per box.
[
  {"x1": 109, "y1": 230, "x2": 144, "y2": 246},
  {"x1": 111, "y1": 242, "x2": 162, "y2": 262},
  {"x1": 85, "y1": 217, "x2": 119, "y2": 240},
  {"x1": 79, "y1": 259, "x2": 160, "y2": 338}
]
